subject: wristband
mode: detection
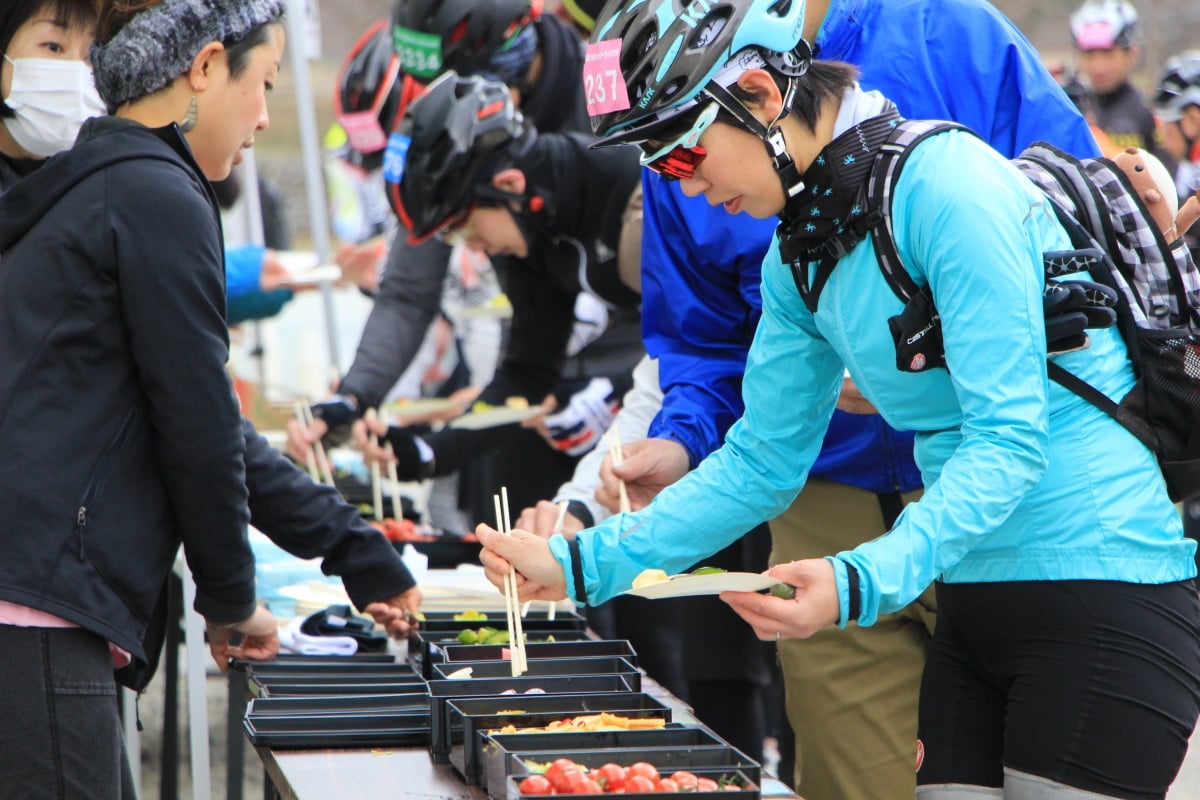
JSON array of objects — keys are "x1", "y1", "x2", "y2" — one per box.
[
  {"x1": 567, "y1": 536, "x2": 588, "y2": 605},
  {"x1": 565, "y1": 499, "x2": 594, "y2": 528},
  {"x1": 844, "y1": 561, "x2": 861, "y2": 626}
]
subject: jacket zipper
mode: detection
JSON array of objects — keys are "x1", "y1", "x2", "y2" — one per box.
[{"x1": 74, "y1": 406, "x2": 138, "y2": 560}]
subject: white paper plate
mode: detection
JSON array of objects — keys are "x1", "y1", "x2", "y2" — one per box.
[
  {"x1": 280, "y1": 265, "x2": 343, "y2": 285},
  {"x1": 382, "y1": 398, "x2": 461, "y2": 418},
  {"x1": 447, "y1": 406, "x2": 543, "y2": 430},
  {"x1": 274, "y1": 250, "x2": 319, "y2": 274},
  {"x1": 622, "y1": 571, "x2": 781, "y2": 599}
]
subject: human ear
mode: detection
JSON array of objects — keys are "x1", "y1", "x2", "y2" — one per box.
[
  {"x1": 188, "y1": 41, "x2": 226, "y2": 90},
  {"x1": 735, "y1": 69, "x2": 784, "y2": 126},
  {"x1": 493, "y1": 168, "x2": 526, "y2": 195}
]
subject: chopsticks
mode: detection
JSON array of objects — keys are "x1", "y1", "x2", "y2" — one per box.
[
  {"x1": 547, "y1": 500, "x2": 570, "y2": 621},
  {"x1": 493, "y1": 487, "x2": 527, "y2": 676},
  {"x1": 385, "y1": 442, "x2": 405, "y2": 520},
  {"x1": 607, "y1": 430, "x2": 632, "y2": 514},
  {"x1": 294, "y1": 401, "x2": 335, "y2": 486}
]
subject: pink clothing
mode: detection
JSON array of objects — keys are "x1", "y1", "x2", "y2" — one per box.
[{"x1": 0, "y1": 600, "x2": 132, "y2": 668}]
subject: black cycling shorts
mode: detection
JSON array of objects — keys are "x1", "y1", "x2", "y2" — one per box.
[{"x1": 917, "y1": 579, "x2": 1200, "y2": 799}]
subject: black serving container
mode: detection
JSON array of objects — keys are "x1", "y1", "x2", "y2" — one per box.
[
  {"x1": 501, "y1": 740, "x2": 761, "y2": 791},
  {"x1": 230, "y1": 652, "x2": 398, "y2": 671},
  {"x1": 442, "y1": 639, "x2": 636, "y2": 668},
  {"x1": 249, "y1": 673, "x2": 430, "y2": 698},
  {"x1": 505, "y1": 768, "x2": 759, "y2": 800},
  {"x1": 243, "y1": 696, "x2": 430, "y2": 749},
  {"x1": 427, "y1": 673, "x2": 638, "y2": 763},
  {"x1": 432, "y1": 656, "x2": 641, "y2": 688},
  {"x1": 244, "y1": 663, "x2": 423, "y2": 681},
  {"x1": 482, "y1": 727, "x2": 739, "y2": 798},
  {"x1": 447, "y1": 692, "x2": 673, "y2": 784},
  {"x1": 411, "y1": 629, "x2": 594, "y2": 679},
  {"x1": 418, "y1": 610, "x2": 587, "y2": 631}
]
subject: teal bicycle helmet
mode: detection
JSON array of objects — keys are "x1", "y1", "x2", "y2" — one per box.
[{"x1": 588, "y1": 0, "x2": 809, "y2": 141}]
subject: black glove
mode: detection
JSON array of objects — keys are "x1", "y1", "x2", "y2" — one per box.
[
  {"x1": 310, "y1": 394, "x2": 359, "y2": 445},
  {"x1": 384, "y1": 426, "x2": 436, "y2": 481},
  {"x1": 1043, "y1": 279, "x2": 1118, "y2": 355}
]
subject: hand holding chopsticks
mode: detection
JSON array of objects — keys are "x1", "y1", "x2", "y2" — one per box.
[
  {"x1": 294, "y1": 401, "x2": 335, "y2": 486},
  {"x1": 493, "y1": 488, "x2": 528, "y2": 676}
]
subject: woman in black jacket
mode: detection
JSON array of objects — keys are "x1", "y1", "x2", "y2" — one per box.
[{"x1": 0, "y1": 0, "x2": 286, "y2": 793}]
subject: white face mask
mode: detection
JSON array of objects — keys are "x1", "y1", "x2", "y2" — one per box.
[{"x1": 3, "y1": 56, "x2": 106, "y2": 158}]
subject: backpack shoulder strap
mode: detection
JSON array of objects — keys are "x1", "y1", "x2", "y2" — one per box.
[{"x1": 866, "y1": 121, "x2": 974, "y2": 303}]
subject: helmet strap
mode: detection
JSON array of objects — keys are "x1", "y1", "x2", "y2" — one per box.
[
  {"x1": 473, "y1": 184, "x2": 554, "y2": 243},
  {"x1": 706, "y1": 80, "x2": 807, "y2": 208}
]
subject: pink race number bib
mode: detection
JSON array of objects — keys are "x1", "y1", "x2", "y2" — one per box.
[
  {"x1": 338, "y1": 111, "x2": 388, "y2": 154},
  {"x1": 583, "y1": 40, "x2": 631, "y2": 117}
]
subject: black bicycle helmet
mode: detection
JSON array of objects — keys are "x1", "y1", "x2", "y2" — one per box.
[
  {"x1": 385, "y1": 71, "x2": 528, "y2": 243},
  {"x1": 1155, "y1": 51, "x2": 1200, "y2": 123},
  {"x1": 391, "y1": 0, "x2": 541, "y2": 80},
  {"x1": 588, "y1": 0, "x2": 808, "y2": 141},
  {"x1": 335, "y1": 19, "x2": 408, "y2": 167}
]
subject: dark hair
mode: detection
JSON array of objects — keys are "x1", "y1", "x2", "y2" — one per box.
[
  {"x1": 0, "y1": 0, "x2": 100, "y2": 117},
  {"x1": 729, "y1": 60, "x2": 859, "y2": 133},
  {"x1": 97, "y1": 0, "x2": 277, "y2": 79}
]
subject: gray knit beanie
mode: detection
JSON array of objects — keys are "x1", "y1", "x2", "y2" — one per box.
[{"x1": 91, "y1": 0, "x2": 286, "y2": 113}]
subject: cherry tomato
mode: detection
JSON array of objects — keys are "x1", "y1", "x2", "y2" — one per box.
[
  {"x1": 670, "y1": 772, "x2": 699, "y2": 791},
  {"x1": 625, "y1": 775, "x2": 657, "y2": 794},
  {"x1": 579, "y1": 778, "x2": 604, "y2": 795},
  {"x1": 556, "y1": 767, "x2": 587, "y2": 795},
  {"x1": 519, "y1": 775, "x2": 554, "y2": 795},
  {"x1": 628, "y1": 763, "x2": 660, "y2": 783},
  {"x1": 696, "y1": 778, "x2": 719, "y2": 792},
  {"x1": 546, "y1": 758, "x2": 578, "y2": 789},
  {"x1": 596, "y1": 763, "x2": 626, "y2": 791},
  {"x1": 657, "y1": 779, "x2": 679, "y2": 793}
]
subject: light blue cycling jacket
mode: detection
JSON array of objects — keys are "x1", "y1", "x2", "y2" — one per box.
[{"x1": 553, "y1": 130, "x2": 1196, "y2": 625}]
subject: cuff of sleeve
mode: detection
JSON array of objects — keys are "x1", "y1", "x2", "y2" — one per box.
[
  {"x1": 548, "y1": 534, "x2": 586, "y2": 607},
  {"x1": 826, "y1": 557, "x2": 851, "y2": 629},
  {"x1": 193, "y1": 593, "x2": 259, "y2": 627}
]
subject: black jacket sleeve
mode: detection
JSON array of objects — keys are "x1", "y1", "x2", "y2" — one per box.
[
  {"x1": 113, "y1": 161, "x2": 255, "y2": 624},
  {"x1": 337, "y1": 236, "x2": 453, "y2": 410},
  {"x1": 241, "y1": 418, "x2": 416, "y2": 609}
]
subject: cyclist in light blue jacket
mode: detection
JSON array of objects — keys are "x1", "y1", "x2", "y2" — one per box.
[{"x1": 478, "y1": 2, "x2": 1200, "y2": 797}]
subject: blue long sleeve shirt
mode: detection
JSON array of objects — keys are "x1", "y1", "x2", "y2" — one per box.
[{"x1": 642, "y1": 0, "x2": 1100, "y2": 494}]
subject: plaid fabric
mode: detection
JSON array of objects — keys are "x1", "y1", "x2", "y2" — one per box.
[{"x1": 1016, "y1": 143, "x2": 1200, "y2": 334}]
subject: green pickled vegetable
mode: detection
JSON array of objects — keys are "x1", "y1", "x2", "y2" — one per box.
[
  {"x1": 769, "y1": 583, "x2": 797, "y2": 599},
  {"x1": 691, "y1": 566, "x2": 727, "y2": 575}
]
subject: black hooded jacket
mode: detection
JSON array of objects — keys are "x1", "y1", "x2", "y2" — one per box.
[{"x1": 0, "y1": 117, "x2": 256, "y2": 689}]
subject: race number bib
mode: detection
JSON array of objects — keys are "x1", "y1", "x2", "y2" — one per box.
[
  {"x1": 583, "y1": 40, "x2": 630, "y2": 117},
  {"x1": 338, "y1": 111, "x2": 388, "y2": 154},
  {"x1": 393, "y1": 25, "x2": 442, "y2": 79}
]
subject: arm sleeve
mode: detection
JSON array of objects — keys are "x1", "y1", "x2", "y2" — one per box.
[
  {"x1": 551, "y1": 251, "x2": 845, "y2": 605},
  {"x1": 337, "y1": 236, "x2": 452, "y2": 410},
  {"x1": 553, "y1": 356, "x2": 663, "y2": 524},
  {"x1": 419, "y1": 260, "x2": 578, "y2": 476},
  {"x1": 836, "y1": 134, "x2": 1053, "y2": 625},
  {"x1": 640, "y1": 173, "x2": 773, "y2": 466},
  {"x1": 241, "y1": 418, "x2": 415, "y2": 609},
  {"x1": 224, "y1": 244, "x2": 265, "y2": 301},
  {"x1": 226, "y1": 287, "x2": 293, "y2": 326},
  {"x1": 112, "y1": 167, "x2": 254, "y2": 623}
]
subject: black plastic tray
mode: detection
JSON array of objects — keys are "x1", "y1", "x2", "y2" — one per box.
[
  {"x1": 447, "y1": 692, "x2": 673, "y2": 785},
  {"x1": 427, "y1": 673, "x2": 638, "y2": 762},
  {"x1": 249, "y1": 676, "x2": 430, "y2": 698},
  {"x1": 230, "y1": 652, "x2": 397, "y2": 671},
  {"x1": 503, "y1": 743, "x2": 760, "y2": 790},
  {"x1": 432, "y1": 656, "x2": 640, "y2": 687},
  {"x1": 417, "y1": 611, "x2": 586, "y2": 632},
  {"x1": 411, "y1": 629, "x2": 593, "y2": 679},
  {"x1": 443, "y1": 639, "x2": 636, "y2": 667},
  {"x1": 482, "y1": 727, "x2": 729, "y2": 797},
  {"x1": 243, "y1": 709, "x2": 429, "y2": 749},
  {"x1": 505, "y1": 768, "x2": 758, "y2": 800},
  {"x1": 247, "y1": 693, "x2": 431, "y2": 716},
  {"x1": 244, "y1": 663, "x2": 424, "y2": 681}
]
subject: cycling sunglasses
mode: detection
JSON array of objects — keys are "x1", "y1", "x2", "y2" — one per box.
[{"x1": 638, "y1": 101, "x2": 721, "y2": 181}]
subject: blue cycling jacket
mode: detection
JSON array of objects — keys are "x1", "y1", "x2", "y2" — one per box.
[{"x1": 643, "y1": 0, "x2": 1100, "y2": 495}]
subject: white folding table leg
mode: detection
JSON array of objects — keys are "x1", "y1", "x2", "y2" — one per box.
[
  {"x1": 178, "y1": 562, "x2": 213, "y2": 800},
  {"x1": 121, "y1": 687, "x2": 141, "y2": 798}
]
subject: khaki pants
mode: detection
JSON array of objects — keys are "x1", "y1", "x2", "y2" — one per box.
[{"x1": 770, "y1": 479, "x2": 936, "y2": 800}]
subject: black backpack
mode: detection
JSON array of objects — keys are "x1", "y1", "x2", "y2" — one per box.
[{"x1": 865, "y1": 121, "x2": 1200, "y2": 502}]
